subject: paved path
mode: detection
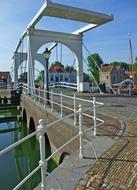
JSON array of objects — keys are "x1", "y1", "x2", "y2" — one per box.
[{"x1": 76, "y1": 95, "x2": 137, "y2": 190}]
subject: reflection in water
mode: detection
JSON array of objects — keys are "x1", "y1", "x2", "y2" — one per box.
[
  {"x1": 13, "y1": 122, "x2": 41, "y2": 190},
  {"x1": 0, "y1": 115, "x2": 57, "y2": 190}
]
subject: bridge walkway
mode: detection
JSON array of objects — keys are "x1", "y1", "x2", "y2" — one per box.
[
  {"x1": 20, "y1": 84, "x2": 137, "y2": 189},
  {"x1": 31, "y1": 89, "x2": 123, "y2": 190},
  {"x1": 36, "y1": 89, "x2": 137, "y2": 190},
  {"x1": 76, "y1": 96, "x2": 137, "y2": 190}
]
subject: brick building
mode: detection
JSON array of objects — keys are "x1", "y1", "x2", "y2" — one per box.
[
  {"x1": 99, "y1": 65, "x2": 125, "y2": 86},
  {"x1": 0, "y1": 72, "x2": 11, "y2": 89}
]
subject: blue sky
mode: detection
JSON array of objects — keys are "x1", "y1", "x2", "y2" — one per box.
[{"x1": 0, "y1": 0, "x2": 137, "y2": 72}]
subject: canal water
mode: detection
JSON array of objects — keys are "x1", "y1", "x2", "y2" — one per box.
[{"x1": 0, "y1": 109, "x2": 57, "y2": 190}]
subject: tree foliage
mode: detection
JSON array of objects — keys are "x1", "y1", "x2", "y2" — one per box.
[
  {"x1": 134, "y1": 57, "x2": 137, "y2": 72},
  {"x1": 51, "y1": 61, "x2": 64, "y2": 68},
  {"x1": 65, "y1": 65, "x2": 74, "y2": 72},
  {"x1": 87, "y1": 53, "x2": 103, "y2": 84},
  {"x1": 110, "y1": 61, "x2": 129, "y2": 71},
  {"x1": 109, "y1": 58, "x2": 137, "y2": 72},
  {"x1": 35, "y1": 70, "x2": 44, "y2": 88}
]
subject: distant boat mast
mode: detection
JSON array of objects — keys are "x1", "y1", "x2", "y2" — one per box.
[{"x1": 128, "y1": 34, "x2": 134, "y2": 86}]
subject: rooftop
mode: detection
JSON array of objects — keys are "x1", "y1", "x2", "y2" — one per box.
[
  {"x1": 100, "y1": 65, "x2": 113, "y2": 72},
  {"x1": 0, "y1": 72, "x2": 10, "y2": 79},
  {"x1": 49, "y1": 63, "x2": 65, "y2": 73}
]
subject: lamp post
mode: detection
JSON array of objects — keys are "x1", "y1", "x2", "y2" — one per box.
[{"x1": 43, "y1": 48, "x2": 51, "y2": 104}]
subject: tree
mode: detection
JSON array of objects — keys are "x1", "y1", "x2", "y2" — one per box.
[
  {"x1": 87, "y1": 53, "x2": 103, "y2": 84},
  {"x1": 83, "y1": 73, "x2": 91, "y2": 82},
  {"x1": 65, "y1": 65, "x2": 74, "y2": 72},
  {"x1": 51, "y1": 61, "x2": 64, "y2": 68},
  {"x1": 134, "y1": 56, "x2": 137, "y2": 72},
  {"x1": 35, "y1": 70, "x2": 44, "y2": 88},
  {"x1": 110, "y1": 61, "x2": 129, "y2": 71},
  {"x1": 135, "y1": 56, "x2": 137, "y2": 64}
]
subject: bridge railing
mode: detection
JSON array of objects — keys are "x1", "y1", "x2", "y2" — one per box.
[
  {"x1": 49, "y1": 81, "x2": 77, "y2": 89},
  {"x1": 21, "y1": 83, "x2": 104, "y2": 137},
  {"x1": 0, "y1": 104, "x2": 91, "y2": 190},
  {"x1": 0, "y1": 84, "x2": 12, "y2": 90}
]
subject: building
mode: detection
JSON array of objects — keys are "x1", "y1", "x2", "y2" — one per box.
[
  {"x1": 99, "y1": 65, "x2": 125, "y2": 86},
  {"x1": 0, "y1": 72, "x2": 11, "y2": 89},
  {"x1": 48, "y1": 63, "x2": 76, "y2": 83}
]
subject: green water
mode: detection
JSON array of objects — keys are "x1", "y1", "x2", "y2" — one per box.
[
  {"x1": 0, "y1": 109, "x2": 57, "y2": 190},
  {"x1": 0, "y1": 108, "x2": 19, "y2": 118}
]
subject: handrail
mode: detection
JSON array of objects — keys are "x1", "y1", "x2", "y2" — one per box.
[
  {"x1": 0, "y1": 131, "x2": 37, "y2": 157},
  {"x1": 0, "y1": 82, "x2": 105, "y2": 189},
  {"x1": 0, "y1": 108, "x2": 85, "y2": 190},
  {"x1": 49, "y1": 82, "x2": 77, "y2": 86},
  {"x1": 46, "y1": 133, "x2": 80, "y2": 162},
  {"x1": 21, "y1": 82, "x2": 104, "y2": 136},
  {"x1": 83, "y1": 112, "x2": 104, "y2": 124},
  {"x1": 13, "y1": 165, "x2": 41, "y2": 190},
  {"x1": 22, "y1": 83, "x2": 104, "y2": 107},
  {"x1": 50, "y1": 84, "x2": 77, "y2": 89},
  {"x1": 48, "y1": 82, "x2": 77, "y2": 89},
  {"x1": 0, "y1": 84, "x2": 12, "y2": 90},
  {"x1": 47, "y1": 113, "x2": 74, "y2": 129},
  {"x1": 23, "y1": 83, "x2": 101, "y2": 105}
]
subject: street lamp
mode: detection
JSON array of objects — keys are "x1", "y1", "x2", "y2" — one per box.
[{"x1": 43, "y1": 48, "x2": 51, "y2": 104}]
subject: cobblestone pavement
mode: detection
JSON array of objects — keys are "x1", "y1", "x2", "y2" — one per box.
[{"x1": 75, "y1": 96, "x2": 137, "y2": 190}]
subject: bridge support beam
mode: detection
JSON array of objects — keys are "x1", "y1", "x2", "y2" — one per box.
[
  {"x1": 13, "y1": 52, "x2": 27, "y2": 88},
  {"x1": 26, "y1": 28, "x2": 84, "y2": 92}
]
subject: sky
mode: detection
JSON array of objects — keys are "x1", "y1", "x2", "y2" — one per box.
[{"x1": 0, "y1": 0, "x2": 137, "y2": 72}]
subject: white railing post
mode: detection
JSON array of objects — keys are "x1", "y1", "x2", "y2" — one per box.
[
  {"x1": 73, "y1": 93, "x2": 76, "y2": 126},
  {"x1": 93, "y1": 97, "x2": 97, "y2": 137},
  {"x1": 51, "y1": 90, "x2": 53, "y2": 112},
  {"x1": 34, "y1": 88, "x2": 36, "y2": 102},
  {"x1": 78, "y1": 105, "x2": 83, "y2": 159},
  {"x1": 36, "y1": 88, "x2": 39, "y2": 102},
  {"x1": 34, "y1": 87, "x2": 36, "y2": 100},
  {"x1": 60, "y1": 91, "x2": 63, "y2": 118},
  {"x1": 28, "y1": 86, "x2": 30, "y2": 96},
  {"x1": 37, "y1": 119, "x2": 47, "y2": 190},
  {"x1": 35, "y1": 88, "x2": 37, "y2": 101},
  {"x1": 27, "y1": 85, "x2": 29, "y2": 96},
  {"x1": 32, "y1": 87, "x2": 34, "y2": 99},
  {"x1": 44, "y1": 89, "x2": 46, "y2": 108}
]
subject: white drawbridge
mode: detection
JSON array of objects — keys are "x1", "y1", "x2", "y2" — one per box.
[{"x1": 12, "y1": 0, "x2": 113, "y2": 92}]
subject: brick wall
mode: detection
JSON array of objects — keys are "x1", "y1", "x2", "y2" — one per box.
[{"x1": 21, "y1": 95, "x2": 79, "y2": 163}]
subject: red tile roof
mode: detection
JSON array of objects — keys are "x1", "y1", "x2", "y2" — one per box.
[
  {"x1": 0, "y1": 72, "x2": 10, "y2": 79},
  {"x1": 100, "y1": 65, "x2": 121, "y2": 72},
  {"x1": 49, "y1": 64, "x2": 65, "y2": 73},
  {"x1": 100, "y1": 66, "x2": 113, "y2": 72}
]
